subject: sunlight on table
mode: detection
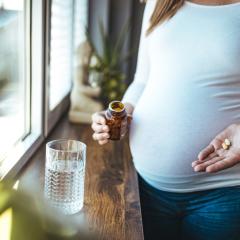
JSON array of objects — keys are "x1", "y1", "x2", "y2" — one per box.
[{"x1": 0, "y1": 208, "x2": 12, "y2": 240}]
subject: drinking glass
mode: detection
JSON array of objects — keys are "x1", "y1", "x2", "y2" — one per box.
[{"x1": 44, "y1": 139, "x2": 86, "y2": 215}]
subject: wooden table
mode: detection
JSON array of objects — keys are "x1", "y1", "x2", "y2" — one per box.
[{"x1": 18, "y1": 116, "x2": 144, "y2": 240}]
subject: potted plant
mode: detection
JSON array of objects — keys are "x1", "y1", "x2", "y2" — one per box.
[
  {"x1": 0, "y1": 181, "x2": 97, "y2": 240},
  {"x1": 87, "y1": 22, "x2": 134, "y2": 108}
]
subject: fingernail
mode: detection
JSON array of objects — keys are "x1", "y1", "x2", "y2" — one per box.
[
  {"x1": 194, "y1": 167, "x2": 200, "y2": 172},
  {"x1": 192, "y1": 160, "x2": 198, "y2": 166}
]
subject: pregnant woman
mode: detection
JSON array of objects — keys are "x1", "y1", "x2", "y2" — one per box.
[{"x1": 91, "y1": 0, "x2": 240, "y2": 239}]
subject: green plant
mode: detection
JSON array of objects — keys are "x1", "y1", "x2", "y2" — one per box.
[
  {"x1": 0, "y1": 181, "x2": 96, "y2": 240},
  {"x1": 87, "y1": 21, "x2": 134, "y2": 107}
]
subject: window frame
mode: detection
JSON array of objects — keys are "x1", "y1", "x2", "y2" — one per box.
[
  {"x1": 0, "y1": 0, "x2": 89, "y2": 180},
  {"x1": 44, "y1": 0, "x2": 73, "y2": 137},
  {"x1": 0, "y1": 0, "x2": 45, "y2": 179}
]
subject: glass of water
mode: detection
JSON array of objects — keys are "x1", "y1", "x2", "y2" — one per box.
[{"x1": 44, "y1": 139, "x2": 86, "y2": 215}]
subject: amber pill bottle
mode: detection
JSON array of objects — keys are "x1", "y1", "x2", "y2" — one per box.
[{"x1": 105, "y1": 101, "x2": 128, "y2": 141}]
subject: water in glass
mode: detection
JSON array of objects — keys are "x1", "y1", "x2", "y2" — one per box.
[{"x1": 44, "y1": 140, "x2": 86, "y2": 215}]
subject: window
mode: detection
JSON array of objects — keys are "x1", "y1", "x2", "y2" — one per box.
[
  {"x1": 74, "y1": 0, "x2": 88, "y2": 48},
  {"x1": 48, "y1": 0, "x2": 89, "y2": 111},
  {"x1": 49, "y1": 0, "x2": 74, "y2": 111},
  {"x1": 0, "y1": 0, "x2": 43, "y2": 179},
  {"x1": 0, "y1": 0, "x2": 30, "y2": 163},
  {"x1": 0, "y1": 0, "x2": 88, "y2": 179},
  {"x1": 45, "y1": 0, "x2": 89, "y2": 135}
]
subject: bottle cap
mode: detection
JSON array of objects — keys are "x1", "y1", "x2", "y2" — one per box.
[{"x1": 108, "y1": 101, "x2": 125, "y2": 113}]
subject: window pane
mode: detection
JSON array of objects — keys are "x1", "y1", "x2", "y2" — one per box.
[
  {"x1": 49, "y1": 0, "x2": 74, "y2": 110},
  {"x1": 74, "y1": 0, "x2": 88, "y2": 48},
  {"x1": 0, "y1": 0, "x2": 29, "y2": 160}
]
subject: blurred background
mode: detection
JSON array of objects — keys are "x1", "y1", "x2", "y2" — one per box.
[
  {"x1": 0, "y1": 0, "x2": 144, "y2": 172},
  {"x1": 0, "y1": 0, "x2": 145, "y2": 239}
]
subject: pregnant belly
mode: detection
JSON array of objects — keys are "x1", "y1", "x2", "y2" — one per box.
[{"x1": 129, "y1": 91, "x2": 237, "y2": 177}]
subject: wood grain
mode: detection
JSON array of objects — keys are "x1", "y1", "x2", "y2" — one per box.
[{"x1": 18, "y1": 116, "x2": 144, "y2": 240}]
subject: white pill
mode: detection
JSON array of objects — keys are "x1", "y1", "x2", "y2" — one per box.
[
  {"x1": 224, "y1": 139, "x2": 231, "y2": 146},
  {"x1": 222, "y1": 142, "x2": 229, "y2": 150}
]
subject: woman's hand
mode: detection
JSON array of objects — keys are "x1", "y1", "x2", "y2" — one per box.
[
  {"x1": 192, "y1": 124, "x2": 240, "y2": 173},
  {"x1": 91, "y1": 103, "x2": 134, "y2": 145},
  {"x1": 91, "y1": 111, "x2": 110, "y2": 145}
]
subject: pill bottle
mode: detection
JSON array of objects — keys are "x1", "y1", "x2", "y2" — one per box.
[{"x1": 105, "y1": 101, "x2": 128, "y2": 140}]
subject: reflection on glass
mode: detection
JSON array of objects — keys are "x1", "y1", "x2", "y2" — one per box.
[
  {"x1": 0, "y1": 0, "x2": 28, "y2": 160},
  {"x1": 49, "y1": 0, "x2": 74, "y2": 110},
  {"x1": 49, "y1": 0, "x2": 88, "y2": 111},
  {"x1": 74, "y1": 0, "x2": 88, "y2": 48}
]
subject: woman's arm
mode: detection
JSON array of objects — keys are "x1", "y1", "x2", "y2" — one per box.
[
  {"x1": 122, "y1": 0, "x2": 155, "y2": 109},
  {"x1": 91, "y1": 1, "x2": 155, "y2": 145}
]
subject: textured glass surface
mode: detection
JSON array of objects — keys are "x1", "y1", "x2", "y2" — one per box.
[{"x1": 44, "y1": 140, "x2": 86, "y2": 215}]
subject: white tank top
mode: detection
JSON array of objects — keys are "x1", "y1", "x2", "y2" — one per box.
[{"x1": 122, "y1": 0, "x2": 240, "y2": 192}]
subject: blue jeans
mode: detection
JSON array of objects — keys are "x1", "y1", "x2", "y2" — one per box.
[{"x1": 138, "y1": 175, "x2": 240, "y2": 240}]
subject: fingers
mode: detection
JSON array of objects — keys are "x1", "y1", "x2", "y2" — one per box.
[
  {"x1": 198, "y1": 124, "x2": 230, "y2": 160},
  {"x1": 99, "y1": 139, "x2": 108, "y2": 145},
  {"x1": 92, "y1": 112, "x2": 106, "y2": 125},
  {"x1": 91, "y1": 122, "x2": 109, "y2": 133},
  {"x1": 198, "y1": 131, "x2": 228, "y2": 161},
  {"x1": 193, "y1": 154, "x2": 240, "y2": 173},
  {"x1": 92, "y1": 112, "x2": 109, "y2": 145},
  {"x1": 193, "y1": 156, "x2": 224, "y2": 172},
  {"x1": 198, "y1": 144, "x2": 215, "y2": 161},
  {"x1": 210, "y1": 137, "x2": 224, "y2": 151},
  {"x1": 198, "y1": 136, "x2": 226, "y2": 161},
  {"x1": 92, "y1": 132, "x2": 110, "y2": 141},
  {"x1": 193, "y1": 151, "x2": 218, "y2": 167},
  {"x1": 206, "y1": 156, "x2": 239, "y2": 173}
]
